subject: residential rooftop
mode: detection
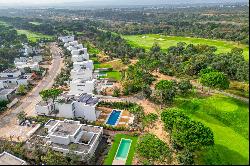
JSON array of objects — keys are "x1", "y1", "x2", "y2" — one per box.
[
  {"x1": 0, "y1": 88, "x2": 15, "y2": 96},
  {"x1": 51, "y1": 121, "x2": 81, "y2": 137},
  {"x1": 1, "y1": 68, "x2": 19, "y2": 73},
  {"x1": 0, "y1": 152, "x2": 26, "y2": 165}
]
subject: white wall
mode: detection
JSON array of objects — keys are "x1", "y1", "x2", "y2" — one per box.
[
  {"x1": 0, "y1": 70, "x2": 21, "y2": 78},
  {"x1": 73, "y1": 61, "x2": 94, "y2": 70},
  {"x1": 57, "y1": 103, "x2": 75, "y2": 119},
  {"x1": 35, "y1": 104, "x2": 53, "y2": 116},
  {"x1": 71, "y1": 69, "x2": 93, "y2": 81},
  {"x1": 74, "y1": 102, "x2": 97, "y2": 121},
  {"x1": 70, "y1": 80, "x2": 95, "y2": 95}
]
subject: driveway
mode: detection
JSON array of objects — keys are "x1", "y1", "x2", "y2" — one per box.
[{"x1": 0, "y1": 43, "x2": 64, "y2": 141}]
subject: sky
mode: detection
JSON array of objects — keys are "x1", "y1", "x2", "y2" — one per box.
[{"x1": 0, "y1": 0, "x2": 247, "y2": 6}]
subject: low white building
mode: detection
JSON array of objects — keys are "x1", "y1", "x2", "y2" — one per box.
[
  {"x1": 69, "y1": 79, "x2": 96, "y2": 95},
  {"x1": 71, "y1": 68, "x2": 93, "y2": 81},
  {"x1": 0, "y1": 69, "x2": 21, "y2": 78},
  {"x1": 71, "y1": 48, "x2": 89, "y2": 62},
  {"x1": 0, "y1": 151, "x2": 27, "y2": 165},
  {"x1": 20, "y1": 44, "x2": 41, "y2": 56},
  {"x1": 36, "y1": 93, "x2": 100, "y2": 122},
  {"x1": 73, "y1": 60, "x2": 94, "y2": 71},
  {"x1": 28, "y1": 119, "x2": 103, "y2": 161},
  {"x1": 0, "y1": 69, "x2": 32, "y2": 87},
  {"x1": 15, "y1": 55, "x2": 43, "y2": 63},
  {"x1": 58, "y1": 36, "x2": 75, "y2": 43},
  {"x1": 0, "y1": 88, "x2": 16, "y2": 101},
  {"x1": 15, "y1": 61, "x2": 40, "y2": 73}
]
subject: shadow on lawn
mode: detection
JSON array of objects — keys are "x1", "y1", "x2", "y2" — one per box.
[{"x1": 198, "y1": 144, "x2": 249, "y2": 165}]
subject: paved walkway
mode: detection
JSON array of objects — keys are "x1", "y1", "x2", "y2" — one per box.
[{"x1": 0, "y1": 43, "x2": 64, "y2": 141}]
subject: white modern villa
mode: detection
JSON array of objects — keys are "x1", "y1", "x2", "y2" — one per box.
[
  {"x1": 0, "y1": 69, "x2": 32, "y2": 87},
  {"x1": 58, "y1": 36, "x2": 75, "y2": 43},
  {"x1": 35, "y1": 93, "x2": 100, "y2": 121},
  {"x1": 27, "y1": 119, "x2": 103, "y2": 161}
]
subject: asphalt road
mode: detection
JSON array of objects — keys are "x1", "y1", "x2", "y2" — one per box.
[{"x1": 0, "y1": 43, "x2": 64, "y2": 135}]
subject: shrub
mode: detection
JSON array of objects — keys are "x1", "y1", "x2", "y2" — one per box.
[
  {"x1": 161, "y1": 108, "x2": 189, "y2": 131},
  {"x1": 178, "y1": 80, "x2": 193, "y2": 95},
  {"x1": 199, "y1": 71, "x2": 230, "y2": 90},
  {"x1": 177, "y1": 149, "x2": 195, "y2": 165},
  {"x1": 137, "y1": 134, "x2": 171, "y2": 162},
  {"x1": 172, "y1": 118, "x2": 214, "y2": 151},
  {"x1": 142, "y1": 113, "x2": 158, "y2": 128}
]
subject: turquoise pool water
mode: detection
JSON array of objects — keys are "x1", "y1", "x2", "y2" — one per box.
[
  {"x1": 106, "y1": 110, "x2": 121, "y2": 126},
  {"x1": 115, "y1": 139, "x2": 132, "y2": 160}
]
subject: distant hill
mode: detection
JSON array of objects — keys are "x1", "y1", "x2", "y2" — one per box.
[{"x1": 0, "y1": 0, "x2": 248, "y2": 8}]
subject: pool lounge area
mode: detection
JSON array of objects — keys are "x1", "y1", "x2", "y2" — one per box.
[{"x1": 96, "y1": 107, "x2": 134, "y2": 128}]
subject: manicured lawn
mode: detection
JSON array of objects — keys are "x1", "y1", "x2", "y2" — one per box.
[
  {"x1": 175, "y1": 94, "x2": 249, "y2": 165},
  {"x1": 16, "y1": 29, "x2": 54, "y2": 42},
  {"x1": 100, "y1": 71, "x2": 122, "y2": 81},
  {"x1": 94, "y1": 63, "x2": 112, "y2": 69},
  {"x1": 123, "y1": 34, "x2": 249, "y2": 60},
  {"x1": 29, "y1": 22, "x2": 42, "y2": 25},
  {"x1": 104, "y1": 134, "x2": 138, "y2": 165}
]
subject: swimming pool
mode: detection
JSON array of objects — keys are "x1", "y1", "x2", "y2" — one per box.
[
  {"x1": 115, "y1": 139, "x2": 132, "y2": 161},
  {"x1": 106, "y1": 110, "x2": 121, "y2": 126}
]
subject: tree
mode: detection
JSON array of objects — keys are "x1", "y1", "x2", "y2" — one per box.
[
  {"x1": 142, "y1": 113, "x2": 158, "y2": 128},
  {"x1": 177, "y1": 80, "x2": 193, "y2": 95},
  {"x1": 161, "y1": 108, "x2": 214, "y2": 151},
  {"x1": 155, "y1": 80, "x2": 177, "y2": 104},
  {"x1": 172, "y1": 118, "x2": 214, "y2": 151},
  {"x1": 137, "y1": 134, "x2": 171, "y2": 163},
  {"x1": 17, "y1": 111, "x2": 27, "y2": 123},
  {"x1": 23, "y1": 67, "x2": 32, "y2": 74},
  {"x1": 39, "y1": 88, "x2": 63, "y2": 104},
  {"x1": 112, "y1": 87, "x2": 121, "y2": 97},
  {"x1": 41, "y1": 149, "x2": 69, "y2": 165},
  {"x1": 17, "y1": 85, "x2": 27, "y2": 96},
  {"x1": 199, "y1": 71, "x2": 230, "y2": 90}
]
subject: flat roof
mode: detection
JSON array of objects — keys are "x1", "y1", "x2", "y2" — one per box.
[
  {"x1": 0, "y1": 88, "x2": 15, "y2": 95},
  {"x1": 52, "y1": 121, "x2": 81, "y2": 137},
  {"x1": 1, "y1": 69, "x2": 19, "y2": 73},
  {"x1": 0, "y1": 152, "x2": 26, "y2": 165}
]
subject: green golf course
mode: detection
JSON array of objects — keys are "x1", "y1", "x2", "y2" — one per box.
[{"x1": 123, "y1": 34, "x2": 249, "y2": 60}]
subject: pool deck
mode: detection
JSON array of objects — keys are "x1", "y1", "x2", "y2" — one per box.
[
  {"x1": 96, "y1": 107, "x2": 134, "y2": 127},
  {"x1": 112, "y1": 159, "x2": 126, "y2": 165}
]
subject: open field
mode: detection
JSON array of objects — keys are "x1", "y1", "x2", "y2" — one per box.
[
  {"x1": 104, "y1": 134, "x2": 138, "y2": 165},
  {"x1": 123, "y1": 34, "x2": 249, "y2": 60},
  {"x1": 0, "y1": 20, "x2": 10, "y2": 27},
  {"x1": 29, "y1": 22, "x2": 42, "y2": 25},
  {"x1": 175, "y1": 94, "x2": 249, "y2": 165},
  {"x1": 17, "y1": 29, "x2": 54, "y2": 42}
]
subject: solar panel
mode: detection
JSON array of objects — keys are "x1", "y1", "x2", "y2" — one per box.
[
  {"x1": 78, "y1": 93, "x2": 92, "y2": 103},
  {"x1": 86, "y1": 97, "x2": 99, "y2": 105}
]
